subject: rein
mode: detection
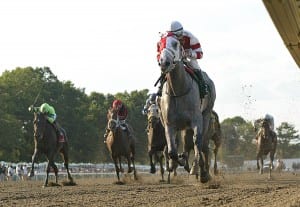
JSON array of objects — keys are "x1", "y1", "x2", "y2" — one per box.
[
  {"x1": 161, "y1": 40, "x2": 192, "y2": 97},
  {"x1": 109, "y1": 117, "x2": 120, "y2": 130},
  {"x1": 165, "y1": 73, "x2": 193, "y2": 97},
  {"x1": 34, "y1": 113, "x2": 47, "y2": 140}
]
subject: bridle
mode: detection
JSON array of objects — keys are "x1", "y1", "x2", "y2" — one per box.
[
  {"x1": 108, "y1": 109, "x2": 121, "y2": 132},
  {"x1": 159, "y1": 36, "x2": 183, "y2": 74},
  {"x1": 159, "y1": 35, "x2": 192, "y2": 97}
]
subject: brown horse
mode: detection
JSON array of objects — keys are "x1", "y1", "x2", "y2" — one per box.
[
  {"x1": 105, "y1": 107, "x2": 137, "y2": 183},
  {"x1": 255, "y1": 119, "x2": 277, "y2": 178},
  {"x1": 146, "y1": 104, "x2": 177, "y2": 183},
  {"x1": 180, "y1": 110, "x2": 222, "y2": 179},
  {"x1": 29, "y1": 112, "x2": 73, "y2": 187}
]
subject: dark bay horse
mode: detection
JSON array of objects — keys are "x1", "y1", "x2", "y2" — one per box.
[
  {"x1": 158, "y1": 34, "x2": 216, "y2": 183},
  {"x1": 29, "y1": 112, "x2": 73, "y2": 187},
  {"x1": 105, "y1": 107, "x2": 137, "y2": 183},
  {"x1": 255, "y1": 119, "x2": 277, "y2": 178},
  {"x1": 146, "y1": 103, "x2": 177, "y2": 183},
  {"x1": 180, "y1": 110, "x2": 222, "y2": 179}
]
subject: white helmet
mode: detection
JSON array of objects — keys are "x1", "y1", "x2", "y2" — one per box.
[
  {"x1": 264, "y1": 114, "x2": 273, "y2": 120},
  {"x1": 169, "y1": 21, "x2": 183, "y2": 37}
]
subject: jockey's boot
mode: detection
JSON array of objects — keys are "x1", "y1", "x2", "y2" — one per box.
[
  {"x1": 103, "y1": 127, "x2": 110, "y2": 143},
  {"x1": 57, "y1": 142, "x2": 64, "y2": 151},
  {"x1": 194, "y1": 69, "x2": 208, "y2": 99}
]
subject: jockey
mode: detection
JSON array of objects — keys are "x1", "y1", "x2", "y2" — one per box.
[
  {"x1": 264, "y1": 114, "x2": 274, "y2": 131},
  {"x1": 156, "y1": 20, "x2": 208, "y2": 98},
  {"x1": 255, "y1": 115, "x2": 276, "y2": 143},
  {"x1": 28, "y1": 103, "x2": 64, "y2": 147},
  {"x1": 142, "y1": 93, "x2": 157, "y2": 115},
  {"x1": 103, "y1": 99, "x2": 131, "y2": 143}
]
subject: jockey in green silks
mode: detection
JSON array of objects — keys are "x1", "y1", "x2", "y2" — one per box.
[{"x1": 29, "y1": 103, "x2": 64, "y2": 146}]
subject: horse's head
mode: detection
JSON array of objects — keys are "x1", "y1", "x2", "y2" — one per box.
[
  {"x1": 158, "y1": 33, "x2": 183, "y2": 74},
  {"x1": 147, "y1": 104, "x2": 160, "y2": 128},
  {"x1": 262, "y1": 119, "x2": 270, "y2": 130},
  {"x1": 107, "y1": 107, "x2": 120, "y2": 133},
  {"x1": 33, "y1": 112, "x2": 47, "y2": 140}
]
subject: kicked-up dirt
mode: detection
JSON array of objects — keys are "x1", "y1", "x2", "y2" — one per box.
[{"x1": 0, "y1": 171, "x2": 299, "y2": 207}]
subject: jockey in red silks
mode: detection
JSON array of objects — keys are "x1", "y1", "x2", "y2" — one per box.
[
  {"x1": 112, "y1": 100, "x2": 128, "y2": 122},
  {"x1": 156, "y1": 20, "x2": 208, "y2": 98},
  {"x1": 103, "y1": 99, "x2": 131, "y2": 143}
]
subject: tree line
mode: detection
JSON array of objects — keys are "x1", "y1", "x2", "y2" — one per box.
[{"x1": 0, "y1": 67, "x2": 299, "y2": 165}]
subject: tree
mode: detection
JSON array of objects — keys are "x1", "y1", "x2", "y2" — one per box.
[
  {"x1": 276, "y1": 122, "x2": 300, "y2": 158},
  {"x1": 220, "y1": 116, "x2": 256, "y2": 161}
]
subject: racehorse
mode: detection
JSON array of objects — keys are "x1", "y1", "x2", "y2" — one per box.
[
  {"x1": 255, "y1": 119, "x2": 277, "y2": 178},
  {"x1": 105, "y1": 107, "x2": 137, "y2": 183},
  {"x1": 146, "y1": 103, "x2": 177, "y2": 183},
  {"x1": 180, "y1": 110, "x2": 222, "y2": 179},
  {"x1": 158, "y1": 34, "x2": 216, "y2": 183},
  {"x1": 29, "y1": 112, "x2": 73, "y2": 187}
]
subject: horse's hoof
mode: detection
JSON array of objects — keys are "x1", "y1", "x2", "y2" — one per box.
[
  {"x1": 169, "y1": 151, "x2": 178, "y2": 161},
  {"x1": 200, "y1": 172, "x2": 209, "y2": 183},
  {"x1": 190, "y1": 165, "x2": 198, "y2": 175},
  {"x1": 150, "y1": 168, "x2": 156, "y2": 174},
  {"x1": 184, "y1": 165, "x2": 190, "y2": 173},
  {"x1": 177, "y1": 157, "x2": 186, "y2": 166}
]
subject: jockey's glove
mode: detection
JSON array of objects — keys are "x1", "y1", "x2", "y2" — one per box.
[
  {"x1": 28, "y1": 105, "x2": 34, "y2": 112},
  {"x1": 184, "y1": 49, "x2": 196, "y2": 59}
]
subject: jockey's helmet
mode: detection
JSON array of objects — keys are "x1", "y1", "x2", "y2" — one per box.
[
  {"x1": 112, "y1": 99, "x2": 122, "y2": 110},
  {"x1": 264, "y1": 114, "x2": 273, "y2": 120},
  {"x1": 40, "y1": 103, "x2": 50, "y2": 113},
  {"x1": 169, "y1": 21, "x2": 183, "y2": 38}
]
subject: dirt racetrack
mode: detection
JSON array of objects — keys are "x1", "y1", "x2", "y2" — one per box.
[{"x1": 1, "y1": 171, "x2": 300, "y2": 207}]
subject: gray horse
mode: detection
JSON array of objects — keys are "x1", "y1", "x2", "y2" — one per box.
[
  {"x1": 105, "y1": 107, "x2": 137, "y2": 183},
  {"x1": 180, "y1": 110, "x2": 222, "y2": 179},
  {"x1": 158, "y1": 34, "x2": 216, "y2": 183}
]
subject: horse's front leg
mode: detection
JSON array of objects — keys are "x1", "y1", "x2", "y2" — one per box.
[
  {"x1": 127, "y1": 156, "x2": 133, "y2": 173},
  {"x1": 61, "y1": 149, "x2": 73, "y2": 183},
  {"x1": 202, "y1": 138, "x2": 210, "y2": 174},
  {"x1": 164, "y1": 126, "x2": 178, "y2": 171},
  {"x1": 29, "y1": 148, "x2": 39, "y2": 177},
  {"x1": 193, "y1": 126, "x2": 209, "y2": 183},
  {"x1": 158, "y1": 153, "x2": 165, "y2": 181},
  {"x1": 44, "y1": 162, "x2": 51, "y2": 187},
  {"x1": 270, "y1": 151, "x2": 275, "y2": 170},
  {"x1": 113, "y1": 158, "x2": 120, "y2": 181},
  {"x1": 214, "y1": 147, "x2": 219, "y2": 175},
  {"x1": 256, "y1": 153, "x2": 260, "y2": 170},
  {"x1": 49, "y1": 160, "x2": 59, "y2": 184},
  {"x1": 260, "y1": 157, "x2": 264, "y2": 174},
  {"x1": 148, "y1": 151, "x2": 156, "y2": 174}
]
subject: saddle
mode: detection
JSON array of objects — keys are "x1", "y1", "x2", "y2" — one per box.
[{"x1": 184, "y1": 65, "x2": 207, "y2": 99}]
